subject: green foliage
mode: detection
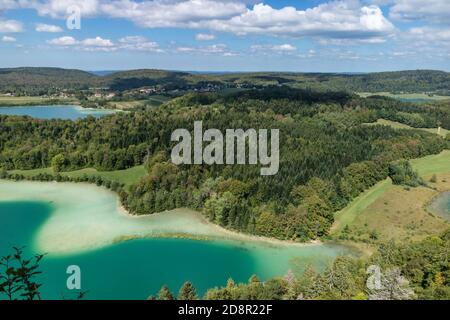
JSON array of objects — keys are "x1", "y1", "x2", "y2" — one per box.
[
  {"x1": 389, "y1": 160, "x2": 424, "y2": 187},
  {"x1": 158, "y1": 285, "x2": 174, "y2": 300},
  {"x1": 178, "y1": 282, "x2": 198, "y2": 300},
  {"x1": 0, "y1": 247, "x2": 44, "y2": 300},
  {"x1": 51, "y1": 154, "x2": 66, "y2": 172},
  {"x1": 193, "y1": 229, "x2": 450, "y2": 300},
  {"x1": 0, "y1": 87, "x2": 447, "y2": 241}
]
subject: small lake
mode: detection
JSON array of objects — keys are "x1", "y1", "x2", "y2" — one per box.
[
  {"x1": 427, "y1": 192, "x2": 450, "y2": 221},
  {"x1": 0, "y1": 180, "x2": 352, "y2": 300},
  {"x1": 0, "y1": 105, "x2": 116, "y2": 120}
]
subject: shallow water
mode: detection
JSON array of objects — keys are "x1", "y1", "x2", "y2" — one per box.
[
  {"x1": 0, "y1": 180, "x2": 351, "y2": 299},
  {"x1": 0, "y1": 105, "x2": 116, "y2": 120},
  {"x1": 427, "y1": 191, "x2": 450, "y2": 221}
]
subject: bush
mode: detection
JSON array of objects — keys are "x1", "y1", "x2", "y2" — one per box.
[{"x1": 389, "y1": 160, "x2": 424, "y2": 187}]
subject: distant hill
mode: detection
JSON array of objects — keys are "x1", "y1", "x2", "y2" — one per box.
[
  {"x1": 319, "y1": 70, "x2": 450, "y2": 94},
  {"x1": 214, "y1": 70, "x2": 450, "y2": 94},
  {"x1": 102, "y1": 69, "x2": 194, "y2": 91},
  {"x1": 0, "y1": 67, "x2": 448, "y2": 95},
  {"x1": 0, "y1": 67, "x2": 97, "y2": 94}
]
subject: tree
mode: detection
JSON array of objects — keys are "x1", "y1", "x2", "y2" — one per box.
[
  {"x1": 368, "y1": 268, "x2": 416, "y2": 300},
  {"x1": 51, "y1": 154, "x2": 66, "y2": 173},
  {"x1": 178, "y1": 282, "x2": 198, "y2": 300},
  {"x1": 0, "y1": 247, "x2": 45, "y2": 300},
  {"x1": 158, "y1": 285, "x2": 174, "y2": 300},
  {"x1": 389, "y1": 160, "x2": 424, "y2": 187}
]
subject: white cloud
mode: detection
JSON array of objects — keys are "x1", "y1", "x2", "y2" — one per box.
[
  {"x1": 101, "y1": 0, "x2": 247, "y2": 28},
  {"x1": 176, "y1": 46, "x2": 196, "y2": 53},
  {"x1": 251, "y1": 43, "x2": 297, "y2": 53},
  {"x1": 118, "y1": 35, "x2": 162, "y2": 52},
  {"x1": 15, "y1": 1, "x2": 394, "y2": 41},
  {"x1": 81, "y1": 36, "x2": 113, "y2": 47},
  {"x1": 0, "y1": 19, "x2": 23, "y2": 33},
  {"x1": 404, "y1": 27, "x2": 450, "y2": 45},
  {"x1": 29, "y1": 0, "x2": 100, "y2": 18},
  {"x1": 47, "y1": 36, "x2": 78, "y2": 45},
  {"x1": 201, "y1": 44, "x2": 228, "y2": 53},
  {"x1": 1, "y1": 1, "x2": 397, "y2": 42},
  {"x1": 103, "y1": 1, "x2": 394, "y2": 40},
  {"x1": 207, "y1": 2, "x2": 395, "y2": 39},
  {"x1": 389, "y1": 0, "x2": 450, "y2": 24},
  {"x1": 48, "y1": 34, "x2": 163, "y2": 52},
  {"x1": 272, "y1": 44, "x2": 296, "y2": 52},
  {"x1": 118, "y1": 35, "x2": 147, "y2": 44},
  {"x1": 35, "y1": 23, "x2": 63, "y2": 32},
  {"x1": 176, "y1": 43, "x2": 234, "y2": 56},
  {"x1": 1, "y1": 35, "x2": 16, "y2": 42},
  {"x1": 0, "y1": 0, "x2": 19, "y2": 11},
  {"x1": 196, "y1": 33, "x2": 216, "y2": 41}
]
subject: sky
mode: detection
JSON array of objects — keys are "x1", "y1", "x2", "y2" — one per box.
[{"x1": 0, "y1": 0, "x2": 449, "y2": 72}]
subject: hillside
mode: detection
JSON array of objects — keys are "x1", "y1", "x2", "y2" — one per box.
[
  {"x1": 0, "y1": 67, "x2": 97, "y2": 94},
  {"x1": 0, "y1": 67, "x2": 449, "y2": 95}
]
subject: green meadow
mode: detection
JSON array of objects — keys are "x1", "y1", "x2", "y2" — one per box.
[{"x1": 9, "y1": 165, "x2": 147, "y2": 188}]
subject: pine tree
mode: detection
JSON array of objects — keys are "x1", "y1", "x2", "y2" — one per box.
[
  {"x1": 158, "y1": 285, "x2": 174, "y2": 300},
  {"x1": 178, "y1": 282, "x2": 198, "y2": 300}
]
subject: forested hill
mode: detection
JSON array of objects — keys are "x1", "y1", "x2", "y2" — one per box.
[
  {"x1": 0, "y1": 67, "x2": 449, "y2": 95},
  {"x1": 321, "y1": 70, "x2": 450, "y2": 94},
  {"x1": 0, "y1": 68, "x2": 97, "y2": 94}
]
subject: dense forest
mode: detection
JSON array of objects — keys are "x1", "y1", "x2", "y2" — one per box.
[
  {"x1": 0, "y1": 68, "x2": 449, "y2": 95},
  {"x1": 1, "y1": 87, "x2": 448, "y2": 241}
]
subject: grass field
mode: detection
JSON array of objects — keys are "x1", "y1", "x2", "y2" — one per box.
[
  {"x1": 107, "y1": 96, "x2": 171, "y2": 109},
  {"x1": 365, "y1": 119, "x2": 449, "y2": 137},
  {"x1": 411, "y1": 150, "x2": 450, "y2": 176},
  {"x1": 332, "y1": 179, "x2": 393, "y2": 234},
  {"x1": 332, "y1": 150, "x2": 450, "y2": 242},
  {"x1": 0, "y1": 96, "x2": 77, "y2": 106},
  {"x1": 107, "y1": 100, "x2": 145, "y2": 109},
  {"x1": 9, "y1": 165, "x2": 147, "y2": 188},
  {"x1": 357, "y1": 92, "x2": 450, "y2": 102}
]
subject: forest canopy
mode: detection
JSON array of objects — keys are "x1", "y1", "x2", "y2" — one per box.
[{"x1": 0, "y1": 87, "x2": 448, "y2": 241}]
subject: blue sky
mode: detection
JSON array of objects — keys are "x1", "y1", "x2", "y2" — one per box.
[{"x1": 0, "y1": 0, "x2": 449, "y2": 72}]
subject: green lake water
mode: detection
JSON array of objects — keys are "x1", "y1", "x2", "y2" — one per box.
[
  {"x1": 0, "y1": 181, "x2": 351, "y2": 300},
  {"x1": 0, "y1": 105, "x2": 116, "y2": 120}
]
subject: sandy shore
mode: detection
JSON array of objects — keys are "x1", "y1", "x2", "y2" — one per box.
[
  {"x1": 0, "y1": 179, "x2": 330, "y2": 255},
  {"x1": 117, "y1": 201, "x2": 322, "y2": 248}
]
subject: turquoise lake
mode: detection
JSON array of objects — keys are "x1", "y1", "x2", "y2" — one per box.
[
  {"x1": 0, "y1": 181, "x2": 352, "y2": 300},
  {"x1": 0, "y1": 105, "x2": 116, "y2": 120}
]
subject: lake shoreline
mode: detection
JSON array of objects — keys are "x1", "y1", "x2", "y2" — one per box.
[
  {"x1": 118, "y1": 201, "x2": 324, "y2": 249},
  {"x1": 0, "y1": 179, "x2": 335, "y2": 255},
  {"x1": 425, "y1": 190, "x2": 450, "y2": 222},
  {"x1": 0, "y1": 104, "x2": 118, "y2": 120}
]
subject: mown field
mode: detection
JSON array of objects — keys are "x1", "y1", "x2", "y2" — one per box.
[
  {"x1": 365, "y1": 118, "x2": 449, "y2": 137},
  {"x1": 9, "y1": 165, "x2": 146, "y2": 188},
  {"x1": 0, "y1": 96, "x2": 78, "y2": 106},
  {"x1": 333, "y1": 150, "x2": 450, "y2": 242},
  {"x1": 357, "y1": 92, "x2": 450, "y2": 102},
  {"x1": 106, "y1": 96, "x2": 171, "y2": 109}
]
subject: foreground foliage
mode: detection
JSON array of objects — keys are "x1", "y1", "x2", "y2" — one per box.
[{"x1": 0, "y1": 247, "x2": 44, "y2": 300}]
